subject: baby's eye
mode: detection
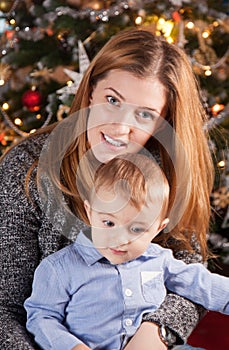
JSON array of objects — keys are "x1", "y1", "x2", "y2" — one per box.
[
  {"x1": 106, "y1": 95, "x2": 120, "y2": 107},
  {"x1": 103, "y1": 220, "x2": 115, "y2": 227},
  {"x1": 130, "y1": 227, "x2": 145, "y2": 234}
]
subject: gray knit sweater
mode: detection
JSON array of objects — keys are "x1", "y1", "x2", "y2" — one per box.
[{"x1": 0, "y1": 133, "x2": 204, "y2": 349}]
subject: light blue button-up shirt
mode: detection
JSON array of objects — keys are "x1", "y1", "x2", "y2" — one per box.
[{"x1": 25, "y1": 231, "x2": 229, "y2": 350}]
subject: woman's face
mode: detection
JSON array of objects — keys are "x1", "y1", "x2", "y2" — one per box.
[{"x1": 87, "y1": 69, "x2": 166, "y2": 163}]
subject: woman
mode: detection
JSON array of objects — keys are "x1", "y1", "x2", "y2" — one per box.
[{"x1": 0, "y1": 28, "x2": 213, "y2": 349}]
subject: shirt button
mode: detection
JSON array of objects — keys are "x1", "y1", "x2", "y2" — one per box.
[
  {"x1": 125, "y1": 319, "x2": 133, "y2": 326},
  {"x1": 125, "y1": 288, "x2": 133, "y2": 297}
]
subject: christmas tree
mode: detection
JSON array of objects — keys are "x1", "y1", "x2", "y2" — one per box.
[{"x1": 0, "y1": 0, "x2": 228, "y2": 267}]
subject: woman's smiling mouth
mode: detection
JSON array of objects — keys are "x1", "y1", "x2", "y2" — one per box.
[{"x1": 102, "y1": 133, "x2": 127, "y2": 148}]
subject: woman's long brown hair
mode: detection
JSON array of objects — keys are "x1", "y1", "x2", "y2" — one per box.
[{"x1": 20, "y1": 28, "x2": 214, "y2": 260}]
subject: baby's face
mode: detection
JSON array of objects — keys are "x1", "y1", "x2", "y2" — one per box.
[{"x1": 84, "y1": 186, "x2": 168, "y2": 264}]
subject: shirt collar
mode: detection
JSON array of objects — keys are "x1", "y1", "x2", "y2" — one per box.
[
  {"x1": 74, "y1": 231, "x2": 162, "y2": 266},
  {"x1": 74, "y1": 230, "x2": 104, "y2": 266}
]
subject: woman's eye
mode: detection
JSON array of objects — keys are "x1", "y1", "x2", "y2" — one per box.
[
  {"x1": 106, "y1": 95, "x2": 120, "y2": 107},
  {"x1": 103, "y1": 220, "x2": 115, "y2": 227},
  {"x1": 136, "y1": 110, "x2": 155, "y2": 120}
]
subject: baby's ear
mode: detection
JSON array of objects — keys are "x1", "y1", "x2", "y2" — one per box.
[
  {"x1": 84, "y1": 200, "x2": 91, "y2": 223},
  {"x1": 158, "y1": 218, "x2": 169, "y2": 232}
]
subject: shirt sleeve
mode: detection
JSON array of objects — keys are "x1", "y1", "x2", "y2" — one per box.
[
  {"x1": 164, "y1": 250, "x2": 229, "y2": 314},
  {"x1": 142, "y1": 238, "x2": 206, "y2": 345},
  {"x1": 24, "y1": 259, "x2": 83, "y2": 350}
]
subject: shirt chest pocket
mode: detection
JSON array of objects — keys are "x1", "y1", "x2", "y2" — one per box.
[{"x1": 141, "y1": 271, "x2": 166, "y2": 306}]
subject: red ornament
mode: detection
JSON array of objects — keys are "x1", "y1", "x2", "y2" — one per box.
[
  {"x1": 0, "y1": 131, "x2": 7, "y2": 146},
  {"x1": 22, "y1": 89, "x2": 42, "y2": 111},
  {"x1": 172, "y1": 11, "x2": 181, "y2": 22}
]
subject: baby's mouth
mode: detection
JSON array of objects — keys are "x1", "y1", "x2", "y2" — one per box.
[
  {"x1": 103, "y1": 133, "x2": 127, "y2": 147},
  {"x1": 109, "y1": 248, "x2": 126, "y2": 255}
]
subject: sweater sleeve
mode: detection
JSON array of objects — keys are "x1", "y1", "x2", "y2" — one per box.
[
  {"x1": 0, "y1": 141, "x2": 40, "y2": 349},
  {"x1": 0, "y1": 136, "x2": 70, "y2": 349},
  {"x1": 142, "y1": 238, "x2": 206, "y2": 345}
]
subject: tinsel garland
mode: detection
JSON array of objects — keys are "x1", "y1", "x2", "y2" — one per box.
[{"x1": 0, "y1": 106, "x2": 53, "y2": 137}]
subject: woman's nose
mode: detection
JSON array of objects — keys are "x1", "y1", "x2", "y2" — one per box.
[
  {"x1": 111, "y1": 107, "x2": 136, "y2": 132},
  {"x1": 112, "y1": 123, "x2": 132, "y2": 135}
]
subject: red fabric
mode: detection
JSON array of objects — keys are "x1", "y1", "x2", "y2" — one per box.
[{"x1": 188, "y1": 311, "x2": 229, "y2": 350}]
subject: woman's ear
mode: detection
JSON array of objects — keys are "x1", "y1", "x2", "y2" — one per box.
[
  {"x1": 89, "y1": 87, "x2": 94, "y2": 106},
  {"x1": 158, "y1": 218, "x2": 169, "y2": 232},
  {"x1": 84, "y1": 200, "x2": 91, "y2": 224}
]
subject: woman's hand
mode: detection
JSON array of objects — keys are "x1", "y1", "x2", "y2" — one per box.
[
  {"x1": 71, "y1": 344, "x2": 92, "y2": 350},
  {"x1": 124, "y1": 322, "x2": 168, "y2": 350}
]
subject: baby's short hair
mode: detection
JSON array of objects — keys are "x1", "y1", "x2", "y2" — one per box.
[{"x1": 93, "y1": 153, "x2": 170, "y2": 219}]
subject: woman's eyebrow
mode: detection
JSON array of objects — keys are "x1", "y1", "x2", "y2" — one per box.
[
  {"x1": 105, "y1": 87, "x2": 125, "y2": 101},
  {"x1": 140, "y1": 106, "x2": 161, "y2": 115},
  {"x1": 97, "y1": 212, "x2": 116, "y2": 218}
]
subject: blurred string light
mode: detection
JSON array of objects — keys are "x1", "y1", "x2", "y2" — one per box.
[
  {"x1": 218, "y1": 160, "x2": 226, "y2": 169},
  {"x1": 14, "y1": 117, "x2": 22, "y2": 126},
  {"x1": 202, "y1": 30, "x2": 210, "y2": 39},
  {"x1": 186, "y1": 21, "x2": 194, "y2": 29},
  {"x1": 204, "y1": 67, "x2": 212, "y2": 76},
  {"x1": 211, "y1": 104, "x2": 225, "y2": 116},
  {"x1": 135, "y1": 16, "x2": 143, "y2": 25},
  {"x1": 2, "y1": 102, "x2": 9, "y2": 110},
  {"x1": 205, "y1": 104, "x2": 229, "y2": 131}
]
